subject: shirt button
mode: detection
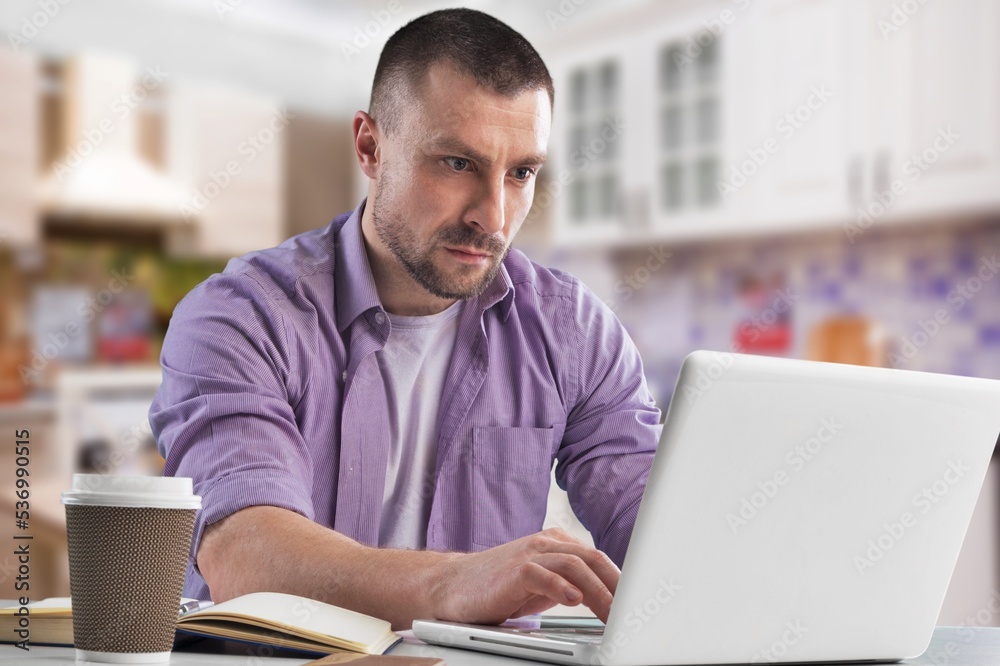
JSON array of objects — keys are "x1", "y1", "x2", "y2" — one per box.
[
  {"x1": 374, "y1": 312, "x2": 386, "y2": 325},
  {"x1": 341, "y1": 370, "x2": 347, "y2": 382}
]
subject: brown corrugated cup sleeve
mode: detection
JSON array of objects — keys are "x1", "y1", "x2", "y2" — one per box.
[{"x1": 65, "y1": 505, "x2": 196, "y2": 654}]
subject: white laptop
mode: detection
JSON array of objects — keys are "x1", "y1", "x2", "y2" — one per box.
[{"x1": 413, "y1": 351, "x2": 1000, "y2": 665}]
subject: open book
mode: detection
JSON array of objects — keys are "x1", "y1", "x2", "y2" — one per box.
[
  {"x1": 0, "y1": 597, "x2": 74, "y2": 646},
  {"x1": 176, "y1": 592, "x2": 401, "y2": 655},
  {"x1": 1, "y1": 592, "x2": 400, "y2": 655}
]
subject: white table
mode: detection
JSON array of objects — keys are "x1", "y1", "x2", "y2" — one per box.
[{"x1": 3, "y1": 627, "x2": 1000, "y2": 665}]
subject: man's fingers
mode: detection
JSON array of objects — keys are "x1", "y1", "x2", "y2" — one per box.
[
  {"x1": 509, "y1": 595, "x2": 560, "y2": 619},
  {"x1": 530, "y1": 536, "x2": 621, "y2": 596},
  {"x1": 514, "y1": 560, "x2": 584, "y2": 609},
  {"x1": 464, "y1": 531, "x2": 621, "y2": 626},
  {"x1": 531, "y1": 553, "x2": 613, "y2": 622},
  {"x1": 535, "y1": 527, "x2": 581, "y2": 545}
]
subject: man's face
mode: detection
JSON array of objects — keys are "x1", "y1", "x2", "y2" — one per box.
[{"x1": 370, "y1": 63, "x2": 551, "y2": 300}]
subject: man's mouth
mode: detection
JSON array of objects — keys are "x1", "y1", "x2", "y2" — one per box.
[{"x1": 445, "y1": 246, "x2": 491, "y2": 265}]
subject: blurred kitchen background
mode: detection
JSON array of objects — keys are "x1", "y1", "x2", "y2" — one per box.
[{"x1": 1, "y1": 0, "x2": 999, "y2": 625}]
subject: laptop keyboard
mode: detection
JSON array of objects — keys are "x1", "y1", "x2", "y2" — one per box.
[
  {"x1": 540, "y1": 631, "x2": 604, "y2": 644},
  {"x1": 498, "y1": 627, "x2": 605, "y2": 645}
]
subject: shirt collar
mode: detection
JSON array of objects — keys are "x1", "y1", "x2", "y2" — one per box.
[
  {"x1": 479, "y1": 257, "x2": 516, "y2": 323},
  {"x1": 334, "y1": 199, "x2": 382, "y2": 333},
  {"x1": 333, "y1": 198, "x2": 516, "y2": 332}
]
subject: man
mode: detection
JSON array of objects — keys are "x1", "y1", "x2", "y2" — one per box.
[{"x1": 150, "y1": 8, "x2": 660, "y2": 630}]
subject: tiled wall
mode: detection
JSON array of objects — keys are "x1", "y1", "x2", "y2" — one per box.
[{"x1": 542, "y1": 218, "x2": 1000, "y2": 409}]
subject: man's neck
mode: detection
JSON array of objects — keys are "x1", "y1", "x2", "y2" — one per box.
[{"x1": 360, "y1": 202, "x2": 459, "y2": 317}]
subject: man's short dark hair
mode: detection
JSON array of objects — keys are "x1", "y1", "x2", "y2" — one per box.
[{"x1": 369, "y1": 8, "x2": 554, "y2": 135}]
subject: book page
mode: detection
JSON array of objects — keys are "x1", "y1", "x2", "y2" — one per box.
[
  {"x1": 179, "y1": 592, "x2": 395, "y2": 650},
  {"x1": 0, "y1": 598, "x2": 72, "y2": 616},
  {"x1": 177, "y1": 618, "x2": 333, "y2": 653}
]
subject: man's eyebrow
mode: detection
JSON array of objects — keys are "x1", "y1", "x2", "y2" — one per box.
[
  {"x1": 427, "y1": 137, "x2": 548, "y2": 167},
  {"x1": 520, "y1": 150, "x2": 549, "y2": 166}
]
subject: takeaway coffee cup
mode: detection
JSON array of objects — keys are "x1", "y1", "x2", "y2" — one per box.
[{"x1": 61, "y1": 474, "x2": 201, "y2": 664}]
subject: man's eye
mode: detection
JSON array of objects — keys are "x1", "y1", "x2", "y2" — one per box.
[
  {"x1": 513, "y1": 167, "x2": 536, "y2": 181},
  {"x1": 444, "y1": 157, "x2": 470, "y2": 171}
]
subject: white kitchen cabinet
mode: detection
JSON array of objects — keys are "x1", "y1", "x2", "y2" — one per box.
[
  {"x1": 645, "y1": 0, "x2": 758, "y2": 240},
  {"x1": 545, "y1": 0, "x2": 857, "y2": 245},
  {"x1": 734, "y1": 0, "x2": 854, "y2": 230},
  {"x1": 541, "y1": 0, "x2": 1000, "y2": 247},
  {"x1": 746, "y1": 0, "x2": 1000, "y2": 232},
  {"x1": 644, "y1": 5, "x2": 736, "y2": 237},
  {"x1": 165, "y1": 83, "x2": 285, "y2": 258},
  {"x1": 545, "y1": 0, "x2": 742, "y2": 246},
  {"x1": 868, "y1": 0, "x2": 1000, "y2": 222},
  {"x1": 651, "y1": 0, "x2": 858, "y2": 237},
  {"x1": 0, "y1": 50, "x2": 39, "y2": 246},
  {"x1": 546, "y1": 32, "x2": 639, "y2": 246}
]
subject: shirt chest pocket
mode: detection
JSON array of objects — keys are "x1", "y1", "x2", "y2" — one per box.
[{"x1": 471, "y1": 424, "x2": 565, "y2": 549}]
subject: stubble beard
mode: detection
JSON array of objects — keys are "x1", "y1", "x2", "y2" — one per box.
[{"x1": 371, "y1": 172, "x2": 510, "y2": 301}]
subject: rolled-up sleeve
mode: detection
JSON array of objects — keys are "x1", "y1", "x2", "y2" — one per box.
[
  {"x1": 149, "y1": 266, "x2": 314, "y2": 579},
  {"x1": 555, "y1": 282, "x2": 662, "y2": 569}
]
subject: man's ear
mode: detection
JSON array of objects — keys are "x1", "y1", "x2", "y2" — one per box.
[{"x1": 353, "y1": 110, "x2": 380, "y2": 180}]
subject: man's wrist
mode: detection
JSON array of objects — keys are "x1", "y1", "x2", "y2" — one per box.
[
  {"x1": 355, "y1": 545, "x2": 466, "y2": 627},
  {"x1": 421, "y1": 550, "x2": 466, "y2": 621}
]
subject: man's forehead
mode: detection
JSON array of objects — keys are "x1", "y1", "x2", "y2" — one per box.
[
  {"x1": 409, "y1": 64, "x2": 551, "y2": 160},
  {"x1": 419, "y1": 60, "x2": 551, "y2": 111},
  {"x1": 424, "y1": 132, "x2": 549, "y2": 169}
]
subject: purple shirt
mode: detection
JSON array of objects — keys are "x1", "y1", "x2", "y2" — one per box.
[{"x1": 150, "y1": 199, "x2": 661, "y2": 601}]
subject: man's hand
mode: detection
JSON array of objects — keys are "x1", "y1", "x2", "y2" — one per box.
[
  {"x1": 428, "y1": 527, "x2": 620, "y2": 625},
  {"x1": 199, "y1": 509, "x2": 618, "y2": 630}
]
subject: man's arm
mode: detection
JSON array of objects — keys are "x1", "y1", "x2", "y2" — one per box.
[
  {"x1": 199, "y1": 506, "x2": 619, "y2": 630},
  {"x1": 556, "y1": 281, "x2": 662, "y2": 568}
]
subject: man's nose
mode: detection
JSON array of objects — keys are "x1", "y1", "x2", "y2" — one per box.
[{"x1": 467, "y1": 178, "x2": 505, "y2": 235}]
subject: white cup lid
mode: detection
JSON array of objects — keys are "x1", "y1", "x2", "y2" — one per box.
[{"x1": 61, "y1": 475, "x2": 202, "y2": 509}]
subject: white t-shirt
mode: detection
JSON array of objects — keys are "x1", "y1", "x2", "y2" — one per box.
[{"x1": 376, "y1": 300, "x2": 464, "y2": 549}]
